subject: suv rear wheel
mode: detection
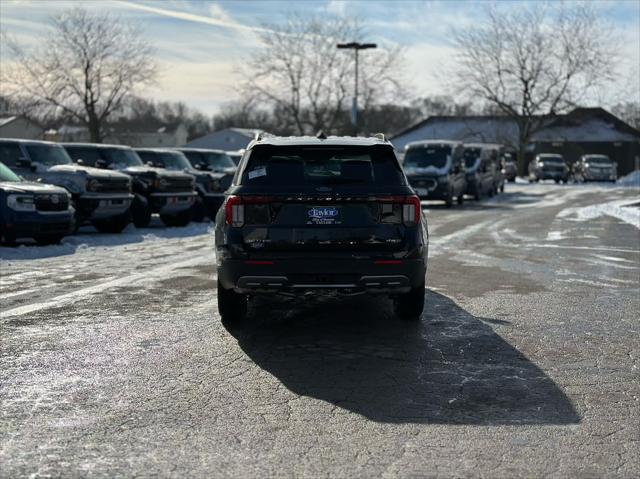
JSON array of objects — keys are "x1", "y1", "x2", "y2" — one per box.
[
  {"x1": 393, "y1": 282, "x2": 425, "y2": 320},
  {"x1": 217, "y1": 283, "x2": 248, "y2": 323}
]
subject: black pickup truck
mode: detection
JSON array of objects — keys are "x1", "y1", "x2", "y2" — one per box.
[{"x1": 62, "y1": 143, "x2": 197, "y2": 227}]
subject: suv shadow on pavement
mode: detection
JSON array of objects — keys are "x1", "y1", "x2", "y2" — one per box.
[{"x1": 224, "y1": 290, "x2": 580, "y2": 425}]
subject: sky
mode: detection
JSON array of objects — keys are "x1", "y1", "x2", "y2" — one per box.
[{"x1": 1, "y1": 0, "x2": 639, "y2": 116}]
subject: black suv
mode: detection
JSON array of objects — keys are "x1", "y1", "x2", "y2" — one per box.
[
  {"x1": 402, "y1": 140, "x2": 467, "y2": 207},
  {"x1": 62, "y1": 143, "x2": 197, "y2": 227},
  {"x1": 0, "y1": 162, "x2": 74, "y2": 244},
  {"x1": 214, "y1": 135, "x2": 428, "y2": 323},
  {"x1": 136, "y1": 148, "x2": 226, "y2": 221}
]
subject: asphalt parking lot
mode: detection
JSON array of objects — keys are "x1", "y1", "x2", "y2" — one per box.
[{"x1": 1, "y1": 183, "x2": 638, "y2": 477}]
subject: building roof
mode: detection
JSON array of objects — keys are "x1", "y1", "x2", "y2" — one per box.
[
  {"x1": 390, "y1": 108, "x2": 640, "y2": 151},
  {"x1": 0, "y1": 116, "x2": 18, "y2": 128},
  {"x1": 61, "y1": 142, "x2": 134, "y2": 150},
  {"x1": 184, "y1": 127, "x2": 269, "y2": 149}
]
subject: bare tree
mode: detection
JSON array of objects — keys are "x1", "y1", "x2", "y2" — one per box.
[
  {"x1": 238, "y1": 14, "x2": 405, "y2": 135},
  {"x1": 452, "y1": 3, "x2": 617, "y2": 173},
  {"x1": 2, "y1": 8, "x2": 157, "y2": 142}
]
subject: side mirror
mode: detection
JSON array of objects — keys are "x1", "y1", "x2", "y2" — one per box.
[
  {"x1": 76, "y1": 158, "x2": 85, "y2": 166},
  {"x1": 16, "y1": 157, "x2": 31, "y2": 168},
  {"x1": 95, "y1": 159, "x2": 108, "y2": 169},
  {"x1": 194, "y1": 163, "x2": 203, "y2": 170}
]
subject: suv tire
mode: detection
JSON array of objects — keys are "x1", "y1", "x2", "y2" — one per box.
[
  {"x1": 191, "y1": 196, "x2": 206, "y2": 222},
  {"x1": 217, "y1": 283, "x2": 248, "y2": 323},
  {"x1": 131, "y1": 197, "x2": 151, "y2": 228},
  {"x1": 93, "y1": 211, "x2": 130, "y2": 234},
  {"x1": 445, "y1": 188, "x2": 454, "y2": 208},
  {"x1": 34, "y1": 234, "x2": 65, "y2": 246},
  {"x1": 393, "y1": 282, "x2": 425, "y2": 320},
  {"x1": 160, "y1": 210, "x2": 191, "y2": 227}
]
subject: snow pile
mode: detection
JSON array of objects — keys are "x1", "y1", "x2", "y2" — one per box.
[
  {"x1": 617, "y1": 170, "x2": 640, "y2": 188},
  {"x1": 0, "y1": 222, "x2": 213, "y2": 261},
  {"x1": 558, "y1": 198, "x2": 640, "y2": 229}
]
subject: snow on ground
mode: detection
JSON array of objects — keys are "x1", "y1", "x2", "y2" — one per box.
[
  {"x1": 617, "y1": 170, "x2": 640, "y2": 188},
  {"x1": 557, "y1": 198, "x2": 640, "y2": 229},
  {"x1": 0, "y1": 219, "x2": 212, "y2": 261}
]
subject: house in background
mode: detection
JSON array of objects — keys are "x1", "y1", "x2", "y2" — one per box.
[
  {"x1": 109, "y1": 123, "x2": 188, "y2": 147},
  {"x1": 47, "y1": 123, "x2": 188, "y2": 147},
  {"x1": 184, "y1": 127, "x2": 266, "y2": 150},
  {"x1": 391, "y1": 108, "x2": 640, "y2": 176},
  {"x1": 0, "y1": 116, "x2": 44, "y2": 140}
]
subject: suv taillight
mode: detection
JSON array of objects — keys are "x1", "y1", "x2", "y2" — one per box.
[
  {"x1": 225, "y1": 196, "x2": 276, "y2": 226},
  {"x1": 376, "y1": 195, "x2": 421, "y2": 226},
  {"x1": 224, "y1": 195, "x2": 244, "y2": 226}
]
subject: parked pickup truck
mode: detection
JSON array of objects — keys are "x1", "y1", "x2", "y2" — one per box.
[
  {"x1": 62, "y1": 143, "x2": 197, "y2": 227},
  {"x1": 0, "y1": 139, "x2": 133, "y2": 233},
  {"x1": 136, "y1": 148, "x2": 226, "y2": 221},
  {"x1": 0, "y1": 161, "x2": 74, "y2": 245},
  {"x1": 573, "y1": 154, "x2": 617, "y2": 182},
  {"x1": 528, "y1": 154, "x2": 569, "y2": 183}
]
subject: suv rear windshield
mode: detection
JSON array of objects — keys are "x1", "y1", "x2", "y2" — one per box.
[
  {"x1": 404, "y1": 145, "x2": 451, "y2": 169},
  {"x1": 25, "y1": 144, "x2": 72, "y2": 166},
  {"x1": 239, "y1": 145, "x2": 404, "y2": 187}
]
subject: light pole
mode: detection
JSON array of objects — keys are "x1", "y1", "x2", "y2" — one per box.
[{"x1": 337, "y1": 42, "x2": 377, "y2": 136}]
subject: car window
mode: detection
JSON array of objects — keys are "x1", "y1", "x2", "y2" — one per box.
[
  {"x1": 0, "y1": 161, "x2": 22, "y2": 182},
  {"x1": 241, "y1": 145, "x2": 404, "y2": 186},
  {"x1": 103, "y1": 148, "x2": 143, "y2": 168},
  {"x1": 24, "y1": 144, "x2": 72, "y2": 166},
  {"x1": 64, "y1": 146, "x2": 103, "y2": 166},
  {"x1": 0, "y1": 143, "x2": 23, "y2": 167},
  {"x1": 404, "y1": 145, "x2": 451, "y2": 169}
]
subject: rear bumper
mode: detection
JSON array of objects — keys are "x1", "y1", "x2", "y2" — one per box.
[{"x1": 217, "y1": 257, "x2": 427, "y2": 294}]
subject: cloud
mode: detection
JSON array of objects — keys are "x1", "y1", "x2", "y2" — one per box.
[{"x1": 114, "y1": 0, "x2": 271, "y2": 34}]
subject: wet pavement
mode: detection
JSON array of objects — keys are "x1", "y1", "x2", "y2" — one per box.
[{"x1": 1, "y1": 183, "x2": 639, "y2": 477}]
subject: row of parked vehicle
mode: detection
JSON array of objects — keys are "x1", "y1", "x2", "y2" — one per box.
[
  {"x1": 0, "y1": 139, "x2": 237, "y2": 244},
  {"x1": 527, "y1": 153, "x2": 618, "y2": 183},
  {"x1": 401, "y1": 140, "x2": 511, "y2": 207},
  {"x1": 1, "y1": 136, "x2": 620, "y2": 245}
]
